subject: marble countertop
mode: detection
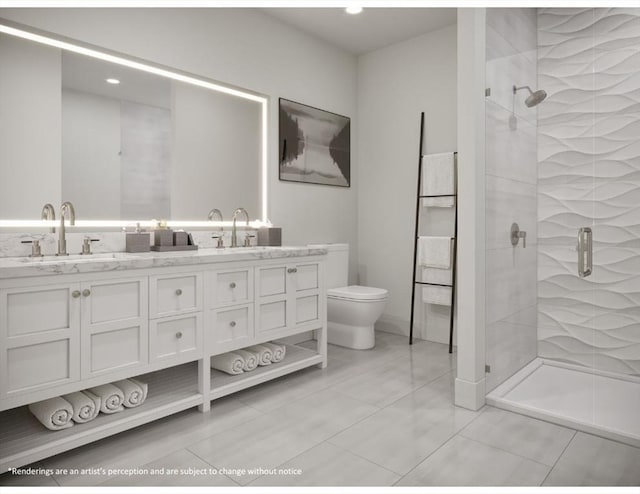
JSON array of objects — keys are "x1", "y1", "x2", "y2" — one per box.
[{"x1": 0, "y1": 246, "x2": 327, "y2": 279}]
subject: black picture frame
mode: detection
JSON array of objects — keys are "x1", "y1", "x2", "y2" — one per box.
[{"x1": 278, "y1": 98, "x2": 350, "y2": 187}]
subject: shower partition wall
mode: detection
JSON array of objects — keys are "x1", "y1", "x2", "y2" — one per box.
[
  {"x1": 486, "y1": 7, "x2": 640, "y2": 447},
  {"x1": 484, "y1": 8, "x2": 539, "y2": 393}
]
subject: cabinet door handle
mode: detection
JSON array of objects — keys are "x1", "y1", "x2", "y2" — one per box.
[
  {"x1": 175, "y1": 331, "x2": 183, "y2": 339},
  {"x1": 287, "y1": 267, "x2": 298, "y2": 274},
  {"x1": 175, "y1": 288, "x2": 183, "y2": 296},
  {"x1": 82, "y1": 289, "x2": 91, "y2": 297},
  {"x1": 229, "y1": 282, "x2": 236, "y2": 289},
  {"x1": 229, "y1": 321, "x2": 236, "y2": 327},
  {"x1": 72, "y1": 290, "x2": 81, "y2": 298}
]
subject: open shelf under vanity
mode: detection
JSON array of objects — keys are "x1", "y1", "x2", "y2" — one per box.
[
  {"x1": 210, "y1": 343, "x2": 323, "y2": 399},
  {"x1": 0, "y1": 343, "x2": 323, "y2": 471},
  {"x1": 0, "y1": 363, "x2": 201, "y2": 472}
]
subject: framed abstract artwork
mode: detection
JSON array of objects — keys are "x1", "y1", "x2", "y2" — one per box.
[{"x1": 279, "y1": 98, "x2": 350, "y2": 187}]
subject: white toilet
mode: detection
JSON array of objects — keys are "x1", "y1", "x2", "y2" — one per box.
[{"x1": 311, "y1": 244, "x2": 388, "y2": 350}]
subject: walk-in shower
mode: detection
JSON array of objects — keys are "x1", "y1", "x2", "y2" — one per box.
[{"x1": 483, "y1": 7, "x2": 640, "y2": 447}]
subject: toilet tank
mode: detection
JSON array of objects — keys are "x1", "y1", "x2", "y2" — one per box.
[{"x1": 308, "y1": 243, "x2": 349, "y2": 289}]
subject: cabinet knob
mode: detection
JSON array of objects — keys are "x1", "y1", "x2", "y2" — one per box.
[
  {"x1": 175, "y1": 331, "x2": 183, "y2": 339},
  {"x1": 82, "y1": 289, "x2": 91, "y2": 297},
  {"x1": 229, "y1": 321, "x2": 236, "y2": 327},
  {"x1": 72, "y1": 290, "x2": 81, "y2": 298},
  {"x1": 229, "y1": 282, "x2": 236, "y2": 289},
  {"x1": 175, "y1": 288, "x2": 183, "y2": 296},
  {"x1": 287, "y1": 267, "x2": 298, "y2": 274}
]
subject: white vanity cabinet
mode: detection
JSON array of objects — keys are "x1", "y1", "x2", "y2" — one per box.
[
  {"x1": 255, "y1": 260, "x2": 322, "y2": 337},
  {"x1": 0, "y1": 275, "x2": 148, "y2": 398},
  {"x1": 206, "y1": 267, "x2": 254, "y2": 353},
  {"x1": 0, "y1": 283, "x2": 81, "y2": 399},
  {"x1": 0, "y1": 248, "x2": 327, "y2": 472},
  {"x1": 149, "y1": 271, "x2": 203, "y2": 366},
  {"x1": 80, "y1": 276, "x2": 148, "y2": 379}
]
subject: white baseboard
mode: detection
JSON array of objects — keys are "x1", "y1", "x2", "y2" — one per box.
[
  {"x1": 375, "y1": 312, "x2": 456, "y2": 346},
  {"x1": 455, "y1": 376, "x2": 486, "y2": 411},
  {"x1": 375, "y1": 314, "x2": 409, "y2": 337}
]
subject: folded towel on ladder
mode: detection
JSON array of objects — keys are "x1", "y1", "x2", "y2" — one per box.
[
  {"x1": 422, "y1": 152, "x2": 455, "y2": 207},
  {"x1": 28, "y1": 396, "x2": 74, "y2": 431},
  {"x1": 421, "y1": 266, "x2": 452, "y2": 286},
  {"x1": 245, "y1": 344, "x2": 273, "y2": 366},
  {"x1": 262, "y1": 342, "x2": 286, "y2": 363},
  {"x1": 418, "y1": 236, "x2": 453, "y2": 269},
  {"x1": 422, "y1": 285, "x2": 452, "y2": 306},
  {"x1": 210, "y1": 352, "x2": 245, "y2": 375},
  {"x1": 112, "y1": 378, "x2": 148, "y2": 408},
  {"x1": 234, "y1": 349, "x2": 259, "y2": 372},
  {"x1": 62, "y1": 391, "x2": 100, "y2": 423},
  {"x1": 87, "y1": 383, "x2": 125, "y2": 414}
]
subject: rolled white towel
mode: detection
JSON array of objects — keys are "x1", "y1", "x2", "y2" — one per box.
[
  {"x1": 234, "y1": 349, "x2": 258, "y2": 372},
  {"x1": 87, "y1": 384, "x2": 125, "y2": 414},
  {"x1": 245, "y1": 345, "x2": 273, "y2": 366},
  {"x1": 262, "y1": 342, "x2": 286, "y2": 363},
  {"x1": 112, "y1": 378, "x2": 148, "y2": 408},
  {"x1": 62, "y1": 391, "x2": 100, "y2": 424},
  {"x1": 211, "y1": 352, "x2": 245, "y2": 375},
  {"x1": 28, "y1": 396, "x2": 74, "y2": 431}
]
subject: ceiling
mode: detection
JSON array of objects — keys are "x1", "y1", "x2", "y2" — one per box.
[{"x1": 262, "y1": 8, "x2": 457, "y2": 55}]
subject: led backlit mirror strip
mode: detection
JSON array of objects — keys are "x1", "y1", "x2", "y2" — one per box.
[{"x1": 0, "y1": 19, "x2": 269, "y2": 227}]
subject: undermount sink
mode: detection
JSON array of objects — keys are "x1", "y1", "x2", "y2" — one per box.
[{"x1": 21, "y1": 252, "x2": 136, "y2": 263}]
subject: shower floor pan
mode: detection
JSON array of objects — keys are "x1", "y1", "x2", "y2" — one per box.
[{"x1": 486, "y1": 358, "x2": 640, "y2": 448}]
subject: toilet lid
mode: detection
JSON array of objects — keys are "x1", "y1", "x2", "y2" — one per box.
[{"x1": 327, "y1": 285, "x2": 388, "y2": 301}]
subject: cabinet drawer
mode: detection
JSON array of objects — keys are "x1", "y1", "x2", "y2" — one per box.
[
  {"x1": 209, "y1": 304, "x2": 254, "y2": 352},
  {"x1": 85, "y1": 278, "x2": 146, "y2": 324},
  {"x1": 83, "y1": 323, "x2": 148, "y2": 378},
  {"x1": 256, "y1": 300, "x2": 287, "y2": 334},
  {"x1": 257, "y1": 266, "x2": 287, "y2": 298},
  {"x1": 296, "y1": 294, "x2": 319, "y2": 324},
  {"x1": 150, "y1": 273, "x2": 202, "y2": 318},
  {"x1": 3, "y1": 337, "x2": 79, "y2": 397},
  {"x1": 209, "y1": 269, "x2": 252, "y2": 308},
  {"x1": 295, "y1": 264, "x2": 319, "y2": 292},
  {"x1": 1, "y1": 284, "x2": 80, "y2": 398},
  {"x1": 150, "y1": 313, "x2": 202, "y2": 364},
  {"x1": 3, "y1": 285, "x2": 75, "y2": 337}
]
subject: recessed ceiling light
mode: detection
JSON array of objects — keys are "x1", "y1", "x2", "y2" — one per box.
[
  {"x1": 105, "y1": 78, "x2": 120, "y2": 84},
  {"x1": 345, "y1": 6, "x2": 363, "y2": 14}
]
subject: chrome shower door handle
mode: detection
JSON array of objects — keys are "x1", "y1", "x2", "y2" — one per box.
[{"x1": 578, "y1": 227, "x2": 593, "y2": 278}]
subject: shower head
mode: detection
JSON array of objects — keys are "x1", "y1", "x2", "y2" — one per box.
[{"x1": 513, "y1": 85, "x2": 547, "y2": 107}]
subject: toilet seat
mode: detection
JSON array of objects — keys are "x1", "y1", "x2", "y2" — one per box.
[{"x1": 327, "y1": 285, "x2": 388, "y2": 302}]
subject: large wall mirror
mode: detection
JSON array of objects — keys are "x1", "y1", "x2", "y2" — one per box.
[{"x1": 0, "y1": 21, "x2": 267, "y2": 226}]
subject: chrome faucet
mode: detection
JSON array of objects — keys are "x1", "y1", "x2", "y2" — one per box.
[
  {"x1": 231, "y1": 207, "x2": 249, "y2": 248},
  {"x1": 41, "y1": 203, "x2": 56, "y2": 233},
  {"x1": 57, "y1": 201, "x2": 76, "y2": 256},
  {"x1": 208, "y1": 208, "x2": 224, "y2": 248}
]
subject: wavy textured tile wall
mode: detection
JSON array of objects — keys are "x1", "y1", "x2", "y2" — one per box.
[{"x1": 537, "y1": 8, "x2": 640, "y2": 376}]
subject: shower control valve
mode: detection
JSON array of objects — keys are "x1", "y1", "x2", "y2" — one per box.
[{"x1": 510, "y1": 223, "x2": 527, "y2": 248}]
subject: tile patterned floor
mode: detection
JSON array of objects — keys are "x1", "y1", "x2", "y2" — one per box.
[{"x1": 1, "y1": 331, "x2": 639, "y2": 487}]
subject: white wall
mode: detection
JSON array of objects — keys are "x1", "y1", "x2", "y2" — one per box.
[
  {"x1": 1, "y1": 8, "x2": 359, "y2": 280},
  {"x1": 0, "y1": 33, "x2": 61, "y2": 218},
  {"x1": 357, "y1": 24, "x2": 457, "y2": 341}
]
